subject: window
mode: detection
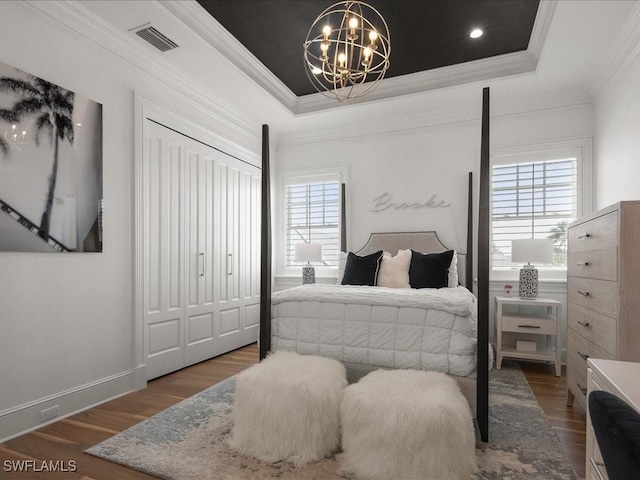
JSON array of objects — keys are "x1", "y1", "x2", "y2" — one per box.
[
  {"x1": 491, "y1": 143, "x2": 591, "y2": 279},
  {"x1": 279, "y1": 168, "x2": 346, "y2": 275}
]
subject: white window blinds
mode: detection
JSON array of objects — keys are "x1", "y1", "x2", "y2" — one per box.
[
  {"x1": 285, "y1": 180, "x2": 340, "y2": 267},
  {"x1": 492, "y1": 157, "x2": 578, "y2": 270}
]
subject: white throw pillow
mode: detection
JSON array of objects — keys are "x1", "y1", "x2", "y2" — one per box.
[
  {"x1": 448, "y1": 251, "x2": 459, "y2": 288},
  {"x1": 377, "y1": 249, "x2": 412, "y2": 288},
  {"x1": 337, "y1": 251, "x2": 348, "y2": 284}
]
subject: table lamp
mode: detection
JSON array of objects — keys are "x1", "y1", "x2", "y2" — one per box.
[
  {"x1": 511, "y1": 239, "x2": 553, "y2": 298},
  {"x1": 295, "y1": 243, "x2": 322, "y2": 284}
]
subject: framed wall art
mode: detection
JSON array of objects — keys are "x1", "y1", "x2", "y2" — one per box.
[{"x1": 0, "y1": 60, "x2": 103, "y2": 252}]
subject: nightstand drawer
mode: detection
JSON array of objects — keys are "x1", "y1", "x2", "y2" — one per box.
[
  {"x1": 567, "y1": 246, "x2": 617, "y2": 281},
  {"x1": 501, "y1": 315, "x2": 557, "y2": 335},
  {"x1": 567, "y1": 303, "x2": 617, "y2": 356},
  {"x1": 568, "y1": 211, "x2": 618, "y2": 252},
  {"x1": 567, "y1": 277, "x2": 618, "y2": 318}
]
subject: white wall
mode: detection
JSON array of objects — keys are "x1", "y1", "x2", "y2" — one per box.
[
  {"x1": 594, "y1": 49, "x2": 640, "y2": 209},
  {"x1": 0, "y1": 2, "x2": 263, "y2": 441}
]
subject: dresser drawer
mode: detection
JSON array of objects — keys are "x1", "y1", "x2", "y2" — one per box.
[
  {"x1": 569, "y1": 325, "x2": 616, "y2": 366},
  {"x1": 567, "y1": 351, "x2": 587, "y2": 411},
  {"x1": 567, "y1": 246, "x2": 617, "y2": 281},
  {"x1": 567, "y1": 277, "x2": 618, "y2": 318},
  {"x1": 501, "y1": 314, "x2": 557, "y2": 335},
  {"x1": 568, "y1": 303, "x2": 617, "y2": 356},
  {"x1": 568, "y1": 211, "x2": 618, "y2": 251}
]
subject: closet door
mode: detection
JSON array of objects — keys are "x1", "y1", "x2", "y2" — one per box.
[
  {"x1": 215, "y1": 156, "x2": 244, "y2": 353},
  {"x1": 144, "y1": 122, "x2": 186, "y2": 380},
  {"x1": 184, "y1": 139, "x2": 217, "y2": 366},
  {"x1": 239, "y1": 165, "x2": 261, "y2": 344}
]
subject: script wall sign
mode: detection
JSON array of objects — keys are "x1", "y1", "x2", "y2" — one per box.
[{"x1": 371, "y1": 193, "x2": 450, "y2": 213}]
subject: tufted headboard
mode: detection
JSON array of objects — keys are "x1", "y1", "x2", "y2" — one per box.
[{"x1": 355, "y1": 231, "x2": 468, "y2": 289}]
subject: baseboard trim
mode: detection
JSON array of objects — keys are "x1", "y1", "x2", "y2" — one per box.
[{"x1": 0, "y1": 369, "x2": 138, "y2": 443}]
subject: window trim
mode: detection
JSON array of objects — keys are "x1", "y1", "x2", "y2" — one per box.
[
  {"x1": 490, "y1": 138, "x2": 592, "y2": 282},
  {"x1": 277, "y1": 166, "x2": 348, "y2": 277}
]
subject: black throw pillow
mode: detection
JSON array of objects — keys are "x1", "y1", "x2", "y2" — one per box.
[
  {"x1": 409, "y1": 250, "x2": 454, "y2": 289},
  {"x1": 341, "y1": 250, "x2": 384, "y2": 286}
]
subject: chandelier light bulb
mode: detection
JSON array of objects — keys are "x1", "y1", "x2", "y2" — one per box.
[
  {"x1": 323, "y1": 25, "x2": 331, "y2": 36},
  {"x1": 349, "y1": 17, "x2": 358, "y2": 29},
  {"x1": 338, "y1": 52, "x2": 347, "y2": 65},
  {"x1": 369, "y1": 30, "x2": 378, "y2": 42},
  {"x1": 363, "y1": 47, "x2": 372, "y2": 58},
  {"x1": 321, "y1": 42, "x2": 329, "y2": 52}
]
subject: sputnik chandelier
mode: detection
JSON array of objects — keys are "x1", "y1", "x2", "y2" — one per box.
[{"x1": 303, "y1": 1, "x2": 390, "y2": 102}]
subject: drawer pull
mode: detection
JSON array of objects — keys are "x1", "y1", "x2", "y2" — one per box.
[
  {"x1": 577, "y1": 320, "x2": 590, "y2": 327},
  {"x1": 578, "y1": 351, "x2": 589, "y2": 361},
  {"x1": 589, "y1": 458, "x2": 606, "y2": 480},
  {"x1": 576, "y1": 261, "x2": 590, "y2": 266},
  {"x1": 518, "y1": 324, "x2": 541, "y2": 329},
  {"x1": 577, "y1": 383, "x2": 587, "y2": 395},
  {"x1": 578, "y1": 290, "x2": 590, "y2": 297},
  {"x1": 578, "y1": 232, "x2": 591, "y2": 239}
]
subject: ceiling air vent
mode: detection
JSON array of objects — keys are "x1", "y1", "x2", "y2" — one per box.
[{"x1": 133, "y1": 24, "x2": 179, "y2": 52}]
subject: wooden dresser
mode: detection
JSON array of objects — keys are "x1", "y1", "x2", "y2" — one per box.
[{"x1": 566, "y1": 201, "x2": 640, "y2": 411}]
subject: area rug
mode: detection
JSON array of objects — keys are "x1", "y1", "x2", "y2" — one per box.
[{"x1": 86, "y1": 361, "x2": 576, "y2": 479}]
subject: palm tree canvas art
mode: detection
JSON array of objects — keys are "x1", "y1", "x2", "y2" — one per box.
[{"x1": 0, "y1": 60, "x2": 102, "y2": 252}]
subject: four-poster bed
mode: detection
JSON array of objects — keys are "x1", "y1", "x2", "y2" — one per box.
[{"x1": 259, "y1": 88, "x2": 491, "y2": 442}]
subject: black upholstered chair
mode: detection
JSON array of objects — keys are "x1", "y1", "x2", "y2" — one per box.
[{"x1": 588, "y1": 390, "x2": 640, "y2": 480}]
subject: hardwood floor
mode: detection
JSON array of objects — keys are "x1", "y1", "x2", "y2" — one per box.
[
  {"x1": 520, "y1": 360, "x2": 587, "y2": 480},
  {"x1": 1, "y1": 346, "x2": 586, "y2": 479},
  {"x1": 0, "y1": 344, "x2": 260, "y2": 480}
]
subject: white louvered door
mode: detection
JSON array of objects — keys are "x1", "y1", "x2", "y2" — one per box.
[{"x1": 143, "y1": 120, "x2": 260, "y2": 380}]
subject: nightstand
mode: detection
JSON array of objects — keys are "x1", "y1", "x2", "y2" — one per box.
[{"x1": 495, "y1": 296, "x2": 562, "y2": 376}]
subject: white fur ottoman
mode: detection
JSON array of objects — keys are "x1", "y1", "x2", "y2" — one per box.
[
  {"x1": 341, "y1": 369, "x2": 476, "y2": 480},
  {"x1": 228, "y1": 350, "x2": 347, "y2": 466}
]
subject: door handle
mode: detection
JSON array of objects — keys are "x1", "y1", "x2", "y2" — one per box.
[
  {"x1": 518, "y1": 324, "x2": 541, "y2": 329},
  {"x1": 577, "y1": 351, "x2": 589, "y2": 361},
  {"x1": 576, "y1": 261, "x2": 590, "y2": 266},
  {"x1": 577, "y1": 320, "x2": 590, "y2": 327},
  {"x1": 199, "y1": 253, "x2": 205, "y2": 277},
  {"x1": 577, "y1": 383, "x2": 587, "y2": 395},
  {"x1": 578, "y1": 232, "x2": 591, "y2": 239},
  {"x1": 227, "y1": 253, "x2": 233, "y2": 276},
  {"x1": 577, "y1": 290, "x2": 590, "y2": 297}
]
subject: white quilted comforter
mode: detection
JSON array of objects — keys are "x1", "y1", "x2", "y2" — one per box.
[{"x1": 271, "y1": 284, "x2": 478, "y2": 377}]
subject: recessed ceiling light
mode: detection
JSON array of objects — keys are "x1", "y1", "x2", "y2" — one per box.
[{"x1": 470, "y1": 29, "x2": 483, "y2": 39}]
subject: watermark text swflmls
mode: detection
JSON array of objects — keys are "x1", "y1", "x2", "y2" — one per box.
[{"x1": 3, "y1": 460, "x2": 77, "y2": 472}]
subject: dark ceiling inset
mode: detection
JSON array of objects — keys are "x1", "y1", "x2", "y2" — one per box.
[{"x1": 196, "y1": 0, "x2": 540, "y2": 97}]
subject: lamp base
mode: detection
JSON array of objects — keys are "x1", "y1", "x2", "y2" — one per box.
[
  {"x1": 302, "y1": 266, "x2": 316, "y2": 285},
  {"x1": 519, "y1": 266, "x2": 538, "y2": 298}
]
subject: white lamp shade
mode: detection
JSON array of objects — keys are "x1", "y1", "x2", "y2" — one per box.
[
  {"x1": 511, "y1": 239, "x2": 553, "y2": 264},
  {"x1": 295, "y1": 243, "x2": 322, "y2": 263}
]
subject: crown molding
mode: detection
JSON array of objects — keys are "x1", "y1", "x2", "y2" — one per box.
[
  {"x1": 293, "y1": 50, "x2": 539, "y2": 115},
  {"x1": 278, "y1": 87, "x2": 592, "y2": 148},
  {"x1": 15, "y1": 0, "x2": 265, "y2": 148},
  {"x1": 587, "y1": 1, "x2": 640, "y2": 102},
  {"x1": 161, "y1": 0, "x2": 556, "y2": 116}
]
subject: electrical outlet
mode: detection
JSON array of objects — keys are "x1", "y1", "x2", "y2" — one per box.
[{"x1": 40, "y1": 405, "x2": 59, "y2": 422}]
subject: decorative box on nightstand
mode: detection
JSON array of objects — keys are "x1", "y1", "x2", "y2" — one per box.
[{"x1": 494, "y1": 296, "x2": 562, "y2": 376}]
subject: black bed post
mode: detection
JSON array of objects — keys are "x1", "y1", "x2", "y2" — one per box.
[
  {"x1": 466, "y1": 172, "x2": 473, "y2": 291},
  {"x1": 477, "y1": 87, "x2": 490, "y2": 442},
  {"x1": 259, "y1": 124, "x2": 272, "y2": 361}
]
